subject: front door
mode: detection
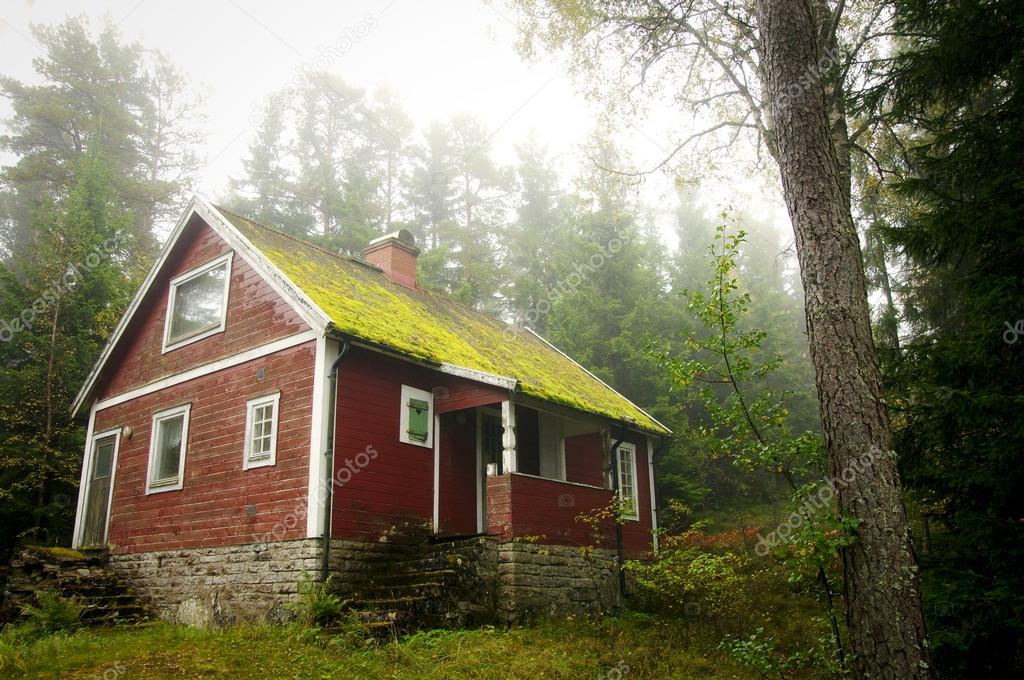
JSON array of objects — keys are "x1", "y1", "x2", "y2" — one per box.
[{"x1": 80, "y1": 431, "x2": 118, "y2": 547}]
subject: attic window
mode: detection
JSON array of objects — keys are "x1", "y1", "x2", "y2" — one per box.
[
  {"x1": 163, "y1": 252, "x2": 233, "y2": 352},
  {"x1": 399, "y1": 385, "x2": 433, "y2": 448}
]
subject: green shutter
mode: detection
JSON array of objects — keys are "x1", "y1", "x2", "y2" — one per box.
[{"x1": 407, "y1": 398, "x2": 430, "y2": 442}]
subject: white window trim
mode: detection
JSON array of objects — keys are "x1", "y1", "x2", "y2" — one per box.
[
  {"x1": 244, "y1": 392, "x2": 281, "y2": 470},
  {"x1": 399, "y1": 385, "x2": 433, "y2": 448},
  {"x1": 146, "y1": 403, "x2": 191, "y2": 494},
  {"x1": 617, "y1": 442, "x2": 640, "y2": 521},
  {"x1": 162, "y1": 252, "x2": 233, "y2": 353}
]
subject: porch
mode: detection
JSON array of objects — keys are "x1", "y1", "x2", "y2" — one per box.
[{"x1": 433, "y1": 397, "x2": 654, "y2": 556}]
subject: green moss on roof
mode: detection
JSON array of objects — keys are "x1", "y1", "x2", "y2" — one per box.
[{"x1": 217, "y1": 207, "x2": 668, "y2": 435}]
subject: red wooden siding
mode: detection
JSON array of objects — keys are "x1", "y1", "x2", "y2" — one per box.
[
  {"x1": 96, "y1": 341, "x2": 316, "y2": 553},
  {"x1": 98, "y1": 214, "x2": 309, "y2": 400},
  {"x1": 434, "y1": 381, "x2": 508, "y2": 414},
  {"x1": 485, "y1": 430, "x2": 655, "y2": 557},
  {"x1": 330, "y1": 347, "x2": 506, "y2": 540},
  {"x1": 437, "y1": 409, "x2": 478, "y2": 535},
  {"x1": 564, "y1": 432, "x2": 605, "y2": 487},
  {"x1": 614, "y1": 429, "x2": 656, "y2": 556}
]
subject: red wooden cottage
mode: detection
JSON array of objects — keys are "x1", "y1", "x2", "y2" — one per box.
[{"x1": 70, "y1": 196, "x2": 670, "y2": 625}]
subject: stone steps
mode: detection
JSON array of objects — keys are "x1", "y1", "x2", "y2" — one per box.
[
  {"x1": 1, "y1": 546, "x2": 150, "y2": 626},
  {"x1": 337, "y1": 535, "x2": 495, "y2": 635}
]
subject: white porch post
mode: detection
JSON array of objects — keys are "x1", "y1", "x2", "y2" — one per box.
[
  {"x1": 432, "y1": 413, "x2": 441, "y2": 533},
  {"x1": 647, "y1": 436, "x2": 660, "y2": 554},
  {"x1": 501, "y1": 399, "x2": 517, "y2": 473}
]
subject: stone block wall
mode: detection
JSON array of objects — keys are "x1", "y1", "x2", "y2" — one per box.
[
  {"x1": 496, "y1": 543, "x2": 621, "y2": 624},
  {"x1": 108, "y1": 537, "x2": 622, "y2": 627},
  {"x1": 109, "y1": 538, "x2": 321, "y2": 626}
]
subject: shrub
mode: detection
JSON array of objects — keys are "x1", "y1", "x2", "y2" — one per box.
[
  {"x1": 624, "y1": 543, "x2": 749, "y2": 631},
  {"x1": 18, "y1": 591, "x2": 83, "y2": 635},
  {"x1": 720, "y1": 621, "x2": 845, "y2": 679},
  {"x1": 287, "y1": 576, "x2": 345, "y2": 627}
]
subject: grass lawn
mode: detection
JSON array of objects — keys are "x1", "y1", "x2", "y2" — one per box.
[{"x1": 0, "y1": 614, "x2": 761, "y2": 679}]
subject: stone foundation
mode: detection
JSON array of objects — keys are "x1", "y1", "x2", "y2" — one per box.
[
  {"x1": 109, "y1": 539, "x2": 320, "y2": 626},
  {"x1": 496, "y1": 543, "x2": 621, "y2": 624},
  {"x1": 109, "y1": 537, "x2": 622, "y2": 627}
]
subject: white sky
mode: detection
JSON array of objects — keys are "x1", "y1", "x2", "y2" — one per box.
[{"x1": 0, "y1": 0, "x2": 791, "y2": 250}]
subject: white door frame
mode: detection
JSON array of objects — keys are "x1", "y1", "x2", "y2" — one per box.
[{"x1": 74, "y1": 426, "x2": 122, "y2": 548}]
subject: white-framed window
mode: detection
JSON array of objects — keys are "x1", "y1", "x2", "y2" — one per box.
[
  {"x1": 146, "y1": 403, "x2": 191, "y2": 493},
  {"x1": 399, "y1": 385, "x2": 433, "y2": 448},
  {"x1": 616, "y1": 442, "x2": 640, "y2": 521},
  {"x1": 244, "y1": 392, "x2": 280, "y2": 469},
  {"x1": 163, "y1": 252, "x2": 233, "y2": 352}
]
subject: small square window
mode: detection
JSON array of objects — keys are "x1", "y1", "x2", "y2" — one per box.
[
  {"x1": 244, "y1": 393, "x2": 280, "y2": 469},
  {"x1": 616, "y1": 443, "x2": 639, "y2": 521},
  {"x1": 146, "y1": 404, "x2": 190, "y2": 493},
  {"x1": 399, "y1": 385, "x2": 433, "y2": 448},
  {"x1": 163, "y1": 253, "x2": 233, "y2": 352}
]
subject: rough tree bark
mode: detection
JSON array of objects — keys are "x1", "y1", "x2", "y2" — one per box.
[{"x1": 754, "y1": 0, "x2": 934, "y2": 677}]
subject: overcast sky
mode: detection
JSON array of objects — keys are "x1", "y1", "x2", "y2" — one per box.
[{"x1": 0, "y1": 0, "x2": 790, "y2": 249}]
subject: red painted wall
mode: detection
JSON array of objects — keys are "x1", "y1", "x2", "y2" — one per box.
[
  {"x1": 330, "y1": 347, "x2": 507, "y2": 540},
  {"x1": 97, "y1": 341, "x2": 316, "y2": 553},
  {"x1": 486, "y1": 429, "x2": 656, "y2": 558},
  {"x1": 98, "y1": 214, "x2": 309, "y2": 399},
  {"x1": 437, "y1": 410, "x2": 478, "y2": 535},
  {"x1": 614, "y1": 429, "x2": 656, "y2": 556},
  {"x1": 84, "y1": 214, "x2": 316, "y2": 554}
]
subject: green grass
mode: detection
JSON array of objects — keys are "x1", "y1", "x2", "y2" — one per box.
[{"x1": 1, "y1": 614, "x2": 761, "y2": 679}]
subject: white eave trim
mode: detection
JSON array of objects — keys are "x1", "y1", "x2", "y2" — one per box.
[
  {"x1": 195, "y1": 198, "x2": 331, "y2": 332},
  {"x1": 525, "y1": 328, "x2": 672, "y2": 435},
  {"x1": 71, "y1": 194, "x2": 331, "y2": 417},
  {"x1": 438, "y1": 363, "x2": 518, "y2": 390}
]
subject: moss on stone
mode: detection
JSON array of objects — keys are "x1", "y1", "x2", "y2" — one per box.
[
  {"x1": 29, "y1": 546, "x2": 87, "y2": 561},
  {"x1": 218, "y1": 208, "x2": 668, "y2": 434}
]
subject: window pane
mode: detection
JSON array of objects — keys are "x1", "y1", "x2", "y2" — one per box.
[
  {"x1": 618, "y1": 450, "x2": 637, "y2": 515},
  {"x1": 93, "y1": 437, "x2": 115, "y2": 479},
  {"x1": 248, "y1": 400, "x2": 276, "y2": 462},
  {"x1": 168, "y1": 262, "x2": 227, "y2": 343},
  {"x1": 156, "y1": 416, "x2": 184, "y2": 481}
]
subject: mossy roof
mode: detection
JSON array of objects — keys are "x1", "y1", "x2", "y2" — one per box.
[{"x1": 217, "y1": 207, "x2": 668, "y2": 435}]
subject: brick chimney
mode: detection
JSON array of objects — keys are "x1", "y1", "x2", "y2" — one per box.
[{"x1": 364, "y1": 229, "x2": 420, "y2": 289}]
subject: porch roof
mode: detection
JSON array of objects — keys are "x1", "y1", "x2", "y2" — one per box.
[{"x1": 215, "y1": 206, "x2": 669, "y2": 435}]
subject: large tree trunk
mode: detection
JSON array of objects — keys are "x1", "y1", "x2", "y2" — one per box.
[{"x1": 754, "y1": 0, "x2": 934, "y2": 678}]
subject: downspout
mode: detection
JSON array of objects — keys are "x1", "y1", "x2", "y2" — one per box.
[
  {"x1": 320, "y1": 337, "x2": 351, "y2": 582},
  {"x1": 609, "y1": 438, "x2": 627, "y2": 596}
]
